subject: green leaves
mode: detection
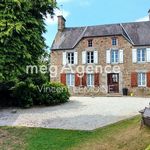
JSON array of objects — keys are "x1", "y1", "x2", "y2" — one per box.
[{"x1": 0, "y1": 0, "x2": 56, "y2": 82}]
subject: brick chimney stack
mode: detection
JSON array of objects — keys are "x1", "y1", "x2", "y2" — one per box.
[
  {"x1": 58, "y1": 16, "x2": 66, "y2": 32},
  {"x1": 148, "y1": 9, "x2": 150, "y2": 21}
]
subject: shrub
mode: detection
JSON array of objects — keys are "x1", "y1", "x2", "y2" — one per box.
[
  {"x1": 41, "y1": 82, "x2": 70, "y2": 106},
  {"x1": 13, "y1": 82, "x2": 35, "y2": 108},
  {"x1": 0, "y1": 81, "x2": 16, "y2": 107}
]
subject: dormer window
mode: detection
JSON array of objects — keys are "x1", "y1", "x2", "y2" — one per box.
[
  {"x1": 112, "y1": 38, "x2": 117, "y2": 46},
  {"x1": 88, "y1": 40, "x2": 93, "y2": 47}
]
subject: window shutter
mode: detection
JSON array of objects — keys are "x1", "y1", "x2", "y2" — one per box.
[
  {"x1": 74, "y1": 52, "x2": 78, "y2": 65},
  {"x1": 131, "y1": 72, "x2": 137, "y2": 87},
  {"x1": 106, "y1": 49, "x2": 111, "y2": 64},
  {"x1": 75, "y1": 73, "x2": 80, "y2": 86},
  {"x1": 82, "y1": 51, "x2": 86, "y2": 64},
  {"x1": 94, "y1": 73, "x2": 100, "y2": 87},
  {"x1": 147, "y1": 48, "x2": 150, "y2": 62},
  {"x1": 147, "y1": 72, "x2": 150, "y2": 87},
  {"x1": 61, "y1": 73, "x2": 66, "y2": 85},
  {"x1": 62, "y1": 52, "x2": 66, "y2": 65},
  {"x1": 132, "y1": 49, "x2": 137, "y2": 63},
  {"x1": 82, "y1": 73, "x2": 87, "y2": 86},
  {"x1": 94, "y1": 51, "x2": 98, "y2": 64},
  {"x1": 119, "y1": 49, "x2": 123, "y2": 63}
]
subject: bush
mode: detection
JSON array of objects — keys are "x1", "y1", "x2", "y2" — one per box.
[
  {"x1": 41, "y1": 82, "x2": 70, "y2": 106},
  {"x1": 0, "y1": 81, "x2": 16, "y2": 107},
  {"x1": 13, "y1": 82, "x2": 35, "y2": 108}
]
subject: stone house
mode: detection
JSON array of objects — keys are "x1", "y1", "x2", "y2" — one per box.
[{"x1": 50, "y1": 11, "x2": 150, "y2": 96}]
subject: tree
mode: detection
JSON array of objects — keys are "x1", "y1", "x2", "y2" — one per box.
[
  {"x1": 0, "y1": 0, "x2": 57, "y2": 106},
  {"x1": 0, "y1": 0, "x2": 56, "y2": 82}
]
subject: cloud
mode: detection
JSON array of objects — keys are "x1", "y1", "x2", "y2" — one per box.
[
  {"x1": 135, "y1": 16, "x2": 149, "y2": 22},
  {"x1": 44, "y1": 9, "x2": 70, "y2": 25}
]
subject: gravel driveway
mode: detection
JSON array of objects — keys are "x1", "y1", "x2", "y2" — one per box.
[{"x1": 0, "y1": 97, "x2": 149, "y2": 130}]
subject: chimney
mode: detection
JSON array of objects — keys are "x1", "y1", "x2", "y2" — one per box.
[{"x1": 58, "y1": 16, "x2": 66, "y2": 31}]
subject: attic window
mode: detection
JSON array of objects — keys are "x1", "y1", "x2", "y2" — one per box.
[
  {"x1": 88, "y1": 40, "x2": 93, "y2": 47},
  {"x1": 112, "y1": 38, "x2": 118, "y2": 46}
]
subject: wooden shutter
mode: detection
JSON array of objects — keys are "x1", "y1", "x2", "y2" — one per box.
[
  {"x1": 62, "y1": 52, "x2": 66, "y2": 65},
  {"x1": 74, "y1": 52, "x2": 78, "y2": 65},
  {"x1": 119, "y1": 49, "x2": 123, "y2": 63},
  {"x1": 94, "y1": 51, "x2": 98, "y2": 64},
  {"x1": 132, "y1": 49, "x2": 137, "y2": 63},
  {"x1": 94, "y1": 73, "x2": 100, "y2": 87},
  {"x1": 147, "y1": 48, "x2": 150, "y2": 62},
  {"x1": 61, "y1": 73, "x2": 66, "y2": 85},
  {"x1": 75, "y1": 73, "x2": 80, "y2": 86},
  {"x1": 82, "y1": 51, "x2": 86, "y2": 64},
  {"x1": 82, "y1": 73, "x2": 87, "y2": 86},
  {"x1": 131, "y1": 72, "x2": 137, "y2": 87},
  {"x1": 147, "y1": 72, "x2": 150, "y2": 87},
  {"x1": 106, "y1": 49, "x2": 111, "y2": 64}
]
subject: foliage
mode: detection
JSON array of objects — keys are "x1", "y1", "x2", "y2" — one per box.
[
  {"x1": 0, "y1": 0, "x2": 58, "y2": 107},
  {"x1": 42, "y1": 82, "x2": 70, "y2": 105},
  {"x1": 13, "y1": 82, "x2": 35, "y2": 108},
  {"x1": 0, "y1": 0, "x2": 56, "y2": 82}
]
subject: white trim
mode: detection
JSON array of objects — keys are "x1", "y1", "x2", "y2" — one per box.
[
  {"x1": 87, "y1": 74, "x2": 94, "y2": 87},
  {"x1": 138, "y1": 72, "x2": 147, "y2": 87},
  {"x1": 132, "y1": 48, "x2": 137, "y2": 63},
  {"x1": 147, "y1": 48, "x2": 150, "y2": 62},
  {"x1": 63, "y1": 52, "x2": 66, "y2": 65},
  {"x1": 66, "y1": 73, "x2": 75, "y2": 87}
]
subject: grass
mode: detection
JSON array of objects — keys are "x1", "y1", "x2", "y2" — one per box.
[{"x1": 0, "y1": 116, "x2": 150, "y2": 150}]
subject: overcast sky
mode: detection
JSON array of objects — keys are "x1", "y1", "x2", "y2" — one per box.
[{"x1": 44, "y1": 0, "x2": 150, "y2": 51}]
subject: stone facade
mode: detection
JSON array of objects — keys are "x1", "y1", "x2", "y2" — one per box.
[{"x1": 50, "y1": 35, "x2": 150, "y2": 96}]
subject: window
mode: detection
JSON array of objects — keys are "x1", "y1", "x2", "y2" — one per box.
[
  {"x1": 88, "y1": 40, "x2": 93, "y2": 47},
  {"x1": 111, "y1": 50, "x2": 119, "y2": 63},
  {"x1": 87, "y1": 74, "x2": 94, "y2": 87},
  {"x1": 112, "y1": 38, "x2": 117, "y2": 46},
  {"x1": 137, "y1": 48, "x2": 146, "y2": 63},
  {"x1": 138, "y1": 73, "x2": 146, "y2": 87},
  {"x1": 67, "y1": 52, "x2": 74, "y2": 64},
  {"x1": 87, "y1": 51, "x2": 94, "y2": 63},
  {"x1": 66, "y1": 73, "x2": 75, "y2": 86}
]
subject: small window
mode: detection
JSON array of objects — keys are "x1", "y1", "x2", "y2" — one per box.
[
  {"x1": 112, "y1": 38, "x2": 117, "y2": 46},
  {"x1": 87, "y1": 51, "x2": 94, "y2": 64},
  {"x1": 67, "y1": 52, "x2": 74, "y2": 64},
  {"x1": 87, "y1": 74, "x2": 94, "y2": 87},
  {"x1": 138, "y1": 73, "x2": 146, "y2": 87},
  {"x1": 66, "y1": 73, "x2": 75, "y2": 86},
  {"x1": 137, "y1": 48, "x2": 146, "y2": 63},
  {"x1": 111, "y1": 50, "x2": 119, "y2": 63},
  {"x1": 88, "y1": 40, "x2": 93, "y2": 47}
]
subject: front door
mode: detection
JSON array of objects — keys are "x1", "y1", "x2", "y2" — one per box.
[{"x1": 107, "y1": 73, "x2": 119, "y2": 93}]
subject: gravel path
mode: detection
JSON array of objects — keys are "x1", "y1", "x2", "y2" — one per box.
[{"x1": 0, "y1": 97, "x2": 149, "y2": 130}]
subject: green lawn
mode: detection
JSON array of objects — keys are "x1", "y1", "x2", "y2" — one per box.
[{"x1": 0, "y1": 116, "x2": 150, "y2": 150}]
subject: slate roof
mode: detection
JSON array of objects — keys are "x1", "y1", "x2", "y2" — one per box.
[{"x1": 51, "y1": 21, "x2": 150, "y2": 50}]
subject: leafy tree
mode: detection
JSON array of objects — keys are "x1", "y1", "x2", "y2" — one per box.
[
  {"x1": 0, "y1": 0, "x2": 57, "y2": 106},
  {"x1": 0, "y1": 0, "x2": 56, "y2": 82}
]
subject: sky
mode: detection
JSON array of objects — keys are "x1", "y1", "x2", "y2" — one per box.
[{"x1": 44, "y1": 0, "x2": 150, "y2": 51}]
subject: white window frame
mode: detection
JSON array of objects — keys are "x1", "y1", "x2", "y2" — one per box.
[
  {"x1": 66, "y1": 52, "x2": 74, "y2": 64},
  {"x1": 112, "y1": 38, "x2": 118, "y2": 46},
  {"x1": 137, "y1": 48, "x2": 146, "y2": 63},
  {"x1": 138, "y1": 72, "x2": 147, "y2": 87},
  {"x1": 66, "y1": 73, "x2": 75, "y2": 87},
  {"x1": 87, "y1": 51, "x2": 94, "y2": 64},
  {"x1": 87, "y1": 74, "x2": 94, "y2": 87},
  {"x1": 88, "y1": 40, "x2": 93, "y2": 47},
  {"x1": 111, "y1": 50, "x2": 119, "y2": 64}
]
